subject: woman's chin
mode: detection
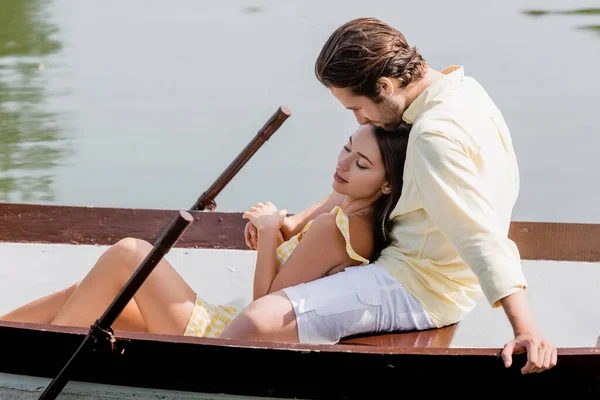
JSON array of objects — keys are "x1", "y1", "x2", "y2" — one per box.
[{"x1": 332, "y1": 181, "x2": 347, "y2": 195}]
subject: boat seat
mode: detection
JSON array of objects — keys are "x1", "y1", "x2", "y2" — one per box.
[{"x1": 338, "y1": 322, "x2": 460, "y2": 348}]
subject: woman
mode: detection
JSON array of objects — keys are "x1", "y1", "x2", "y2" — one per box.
[{"x1": 1, "y1": 123, "x2": 410, "y2": 339}]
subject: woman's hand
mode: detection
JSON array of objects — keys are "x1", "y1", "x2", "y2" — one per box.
[
  {"x1": 244, "y1": 220, "x2": 285, "y2": 249},
  {"x1": 242, "y1": 202, "x2": 287, "y2": 233},
  {"x1": 244, "y1": 220, "x2": 259, "y2": 249}
]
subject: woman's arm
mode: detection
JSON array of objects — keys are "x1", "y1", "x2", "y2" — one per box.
[
  {"x1": 251, "y1": 214, "x2": 351, "y2": 300},
  {"x1": 280, "y1": 191, "x2": 345, "y2": 240},
  {"x1": 267, "y1": 213, "x2": 360, "y2": 295},
  {"x1": 244, "y1": 201, "x2": 358, "y2": 301},
  {"x1": 244, "y1": 191, "x2": 345, "y2": 249},
  {"x1": 252, "y1": 227, "x2": 281, "y2": 301},
  {"x1": 242, "y1": 202, "x2": 288, "y2": 301}
]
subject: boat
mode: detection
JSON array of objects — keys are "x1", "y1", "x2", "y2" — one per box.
[{"x1": 0, "y1": 201, "x2": 598, "y2": 399}]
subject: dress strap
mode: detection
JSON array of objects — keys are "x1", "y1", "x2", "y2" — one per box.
[
  {"x1": 330, "y1": 206, "x2": 370, "y2": 266},
  {"x1": 275, "y1": 220, "x2": 313, "y2": 268}
]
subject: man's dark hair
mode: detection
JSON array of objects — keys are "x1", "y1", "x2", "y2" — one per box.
[{"x1": 315, "y1": 18, "x2": 427, "y2": 100}]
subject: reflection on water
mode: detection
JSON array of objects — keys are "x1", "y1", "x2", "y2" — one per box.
[
  {"x1": 522, "y1": 7, "x2": 600, "y2": 37},
  {"x1": 242, "y1": 6, "x2": 265, "y2": 14},
  {"x1": 523, "y1": 8, "x2": 600, "y2": 16},
  {"x1": 0, "y1": 0, "x2": 68, "y2": 202},
  {"x1": 578, "y1": 23, "x2": 600, "y2": 37}
]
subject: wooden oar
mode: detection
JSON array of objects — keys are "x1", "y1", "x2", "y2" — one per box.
[
  {"x1": 192, "y1": 106, "x2": 291, "y2": 211},
  {"x1": 38, "y1": 210, "x2": 194, "y2": 400},
  {"x1": 38, "y1": 105, "x2": 292, "y2": 400}
]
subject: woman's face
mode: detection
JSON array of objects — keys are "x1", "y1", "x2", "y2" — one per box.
[{"x1": 332, "y1": 124, "x2": 391, "y2": 201}]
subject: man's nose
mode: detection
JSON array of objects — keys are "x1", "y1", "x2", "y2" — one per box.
[{"x1": 353, "y1": 111, "x2": 369, "y2": 125}]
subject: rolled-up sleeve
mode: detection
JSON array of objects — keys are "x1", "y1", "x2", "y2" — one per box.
[{"x1": 412, "y1": 131, "x2": 527, "y2": 307}]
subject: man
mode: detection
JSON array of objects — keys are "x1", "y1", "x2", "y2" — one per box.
[{"x1": 220, "y1": 17, "x2": 557, "y2": 374}]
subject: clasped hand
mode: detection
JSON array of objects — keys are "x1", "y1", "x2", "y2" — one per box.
[{"x1": 243, "y1": 202, "x2": 287, "y2": 248}]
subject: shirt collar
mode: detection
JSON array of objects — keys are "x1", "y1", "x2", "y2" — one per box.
[{"x1": 402, "y1": 65, "x2": 465, "y2": 124}]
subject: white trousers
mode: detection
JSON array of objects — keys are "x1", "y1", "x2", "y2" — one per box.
[{"x1": 282, "y1": 264, "x2": 436, "y2": 344}]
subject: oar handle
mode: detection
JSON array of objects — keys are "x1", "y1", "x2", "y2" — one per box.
[{"x1": 192, "y1": 106, "x2": 291, "y2": 211}]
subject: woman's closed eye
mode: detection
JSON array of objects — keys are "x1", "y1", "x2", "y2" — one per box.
[{"x1": 342, "y1": 143, "x2": 366, "y2": 168}]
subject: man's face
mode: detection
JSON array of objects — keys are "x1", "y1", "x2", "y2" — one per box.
[{"x1": 330, "y1": 85, "x2": 407, "y2": 131}]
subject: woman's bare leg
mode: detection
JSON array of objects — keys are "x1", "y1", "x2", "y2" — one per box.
[
  {"x1": 0, "y1": 283, "x2": 78, "y2": 324},
  {"x1": 51, "y1": 237, "x2": 197, "y2": 335},
  {"x1": 0, "y1": 280, "x2": 147, "y2": 332},
  {"x1": 219, "y1": 291, "x2": 299, "y2": 342}
]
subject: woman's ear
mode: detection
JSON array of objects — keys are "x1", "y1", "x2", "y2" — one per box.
[{"x1": 381, "y1": 182, "x2": 392, "y2": 195}]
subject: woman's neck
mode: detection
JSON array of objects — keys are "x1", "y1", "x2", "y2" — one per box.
[{"x1": 339, "y1": 196, "x2": 376, "y2": 217}]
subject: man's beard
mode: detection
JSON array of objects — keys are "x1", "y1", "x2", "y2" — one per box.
[{"x1": 377, "y1": 97, "x2": 405, "y2": 131}]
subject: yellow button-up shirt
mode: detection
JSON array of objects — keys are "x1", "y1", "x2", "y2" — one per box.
[{"x1": 376, "y1": 66, "x2": 527, "y2": 328}]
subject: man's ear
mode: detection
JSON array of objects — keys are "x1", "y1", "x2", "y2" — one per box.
[
  {"x1": 382, "y1": 182, "x2": 392, "y2": 195},
  {"x1": 377, "y1": 77, "x2": 395, "y2": 97}
]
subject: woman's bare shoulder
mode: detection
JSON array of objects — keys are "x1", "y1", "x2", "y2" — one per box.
[
  {"x1": 303, "y1": 212, "x2": 373, "y2": 264},
  {"x1": 346, "y1": 214, "x2": 374, "y2": 262}
]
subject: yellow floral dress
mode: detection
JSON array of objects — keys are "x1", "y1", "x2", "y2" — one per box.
[{"x1": 183, "y1": 206, "x2": 369, "y2": 337}]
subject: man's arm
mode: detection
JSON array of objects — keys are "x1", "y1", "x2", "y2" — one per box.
[
  {"x1": 499, "y1": 290, "x2": 557, "y2": 374},
  {"x1": 412, "y1": 130, "x2": 556, "y2": 374}
]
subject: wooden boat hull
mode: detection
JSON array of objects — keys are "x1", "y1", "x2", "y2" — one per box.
[
  {"x1": 1, "y1": 202, "x2": 599, "y2": 262},
  {"x1": 0, "y1": 202, "x2": 598, "y2": 397},
  {"x1": 1, "y1": 321, "x2": 599, "y2": 398}
]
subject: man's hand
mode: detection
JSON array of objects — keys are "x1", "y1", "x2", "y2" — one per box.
[
  {"x1": 497, "y1": 289, "x2": 558, "y2": 374},
  {"x1": 501, "y1": 332, "x2": 557, "y2": 374}
]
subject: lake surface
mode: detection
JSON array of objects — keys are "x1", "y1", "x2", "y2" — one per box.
[{"x1": 1, "y1": 0, "x2": 599, "y2": 223}]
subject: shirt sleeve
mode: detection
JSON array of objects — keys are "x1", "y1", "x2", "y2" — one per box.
[{"x1": 411, "y1": 130, "x2": 527, "y2": 307}]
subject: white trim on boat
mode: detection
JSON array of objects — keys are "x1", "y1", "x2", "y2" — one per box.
[{"x1": 1, "y1": 242, "x2": 599, "y2": 348}]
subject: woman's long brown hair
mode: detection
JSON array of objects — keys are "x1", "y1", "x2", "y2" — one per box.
[{"x1": 370, "y1": 123, "x2": 411, "y2": 261}]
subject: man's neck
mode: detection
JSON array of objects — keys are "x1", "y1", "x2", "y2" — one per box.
[{"x1": 404, "y1": 66, "x2": 446, "y2": 107}]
